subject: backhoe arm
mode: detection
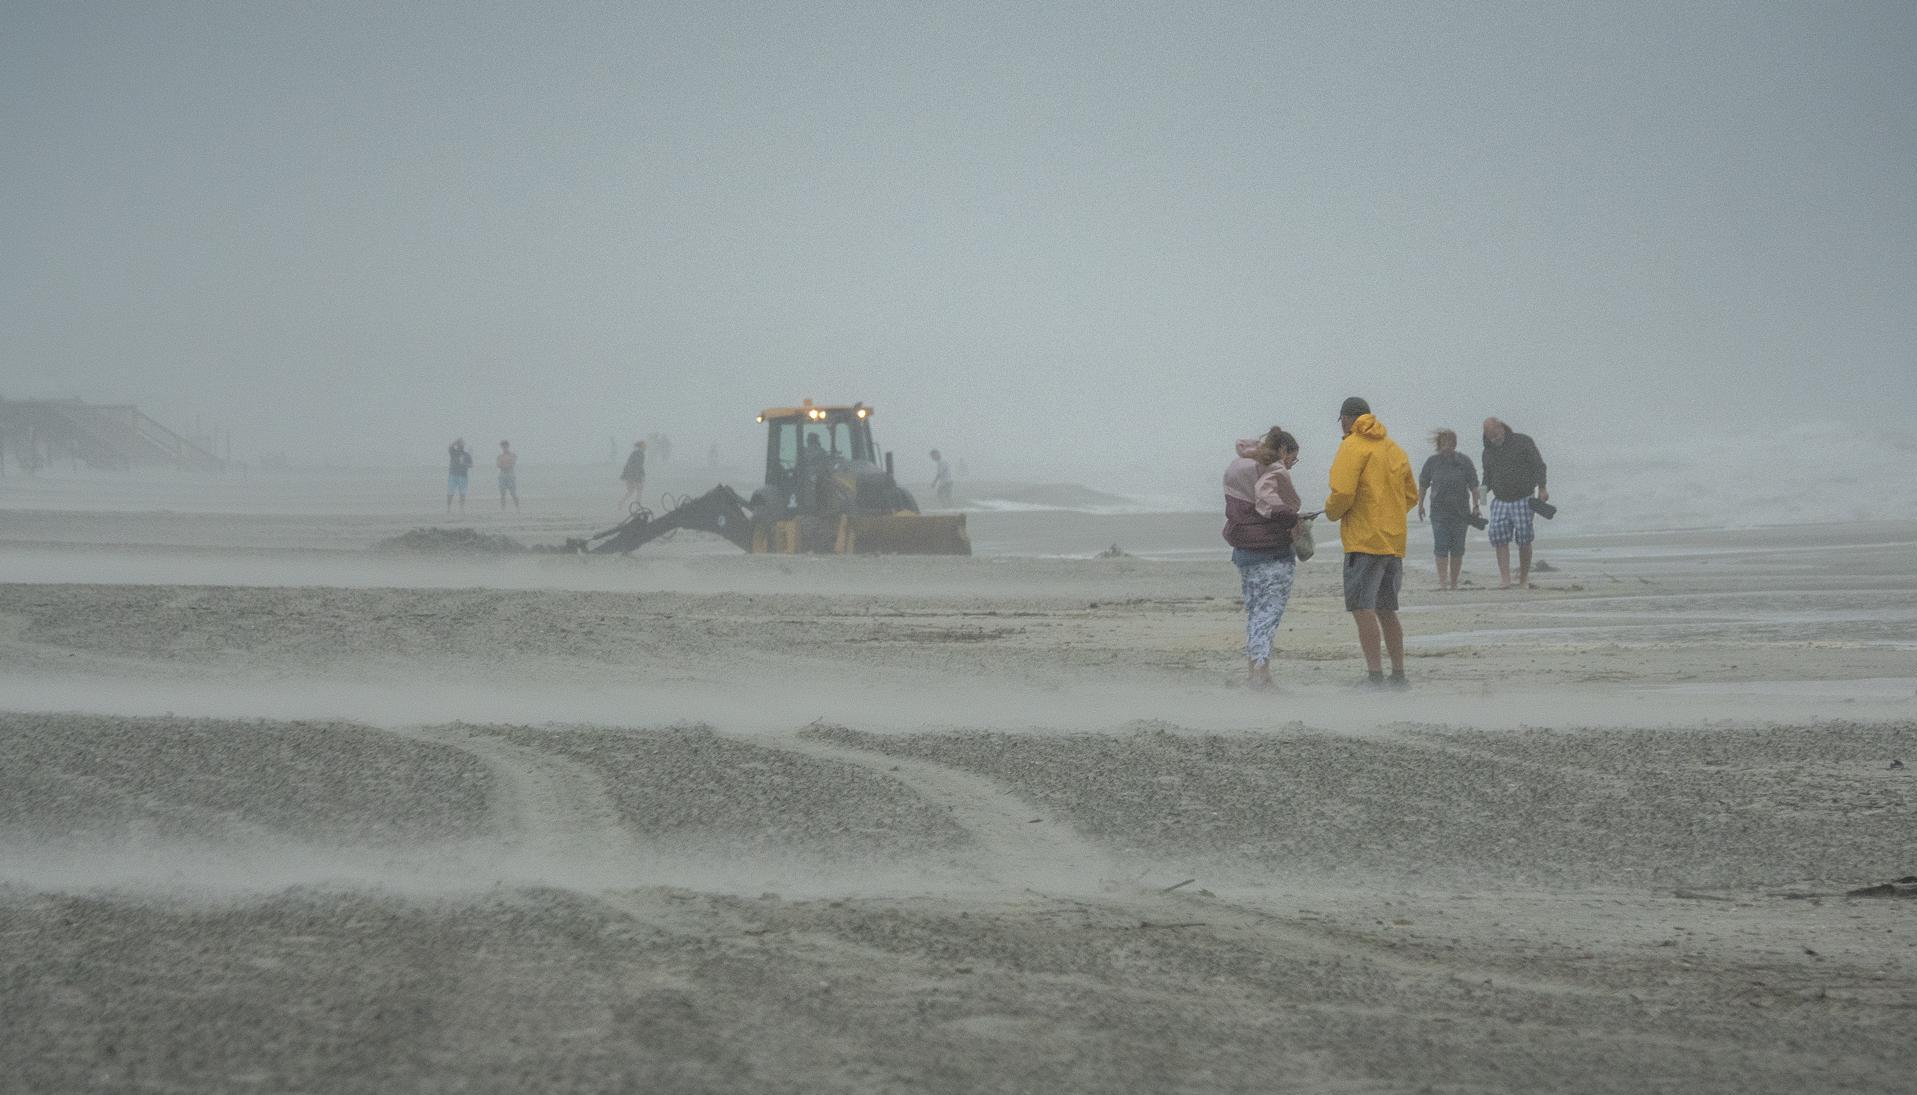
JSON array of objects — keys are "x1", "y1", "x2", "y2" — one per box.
[{"x1": 584, "y1": 485, "x2": 756, "y2": 554}]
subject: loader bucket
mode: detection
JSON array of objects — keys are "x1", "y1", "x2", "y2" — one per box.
[
  {"x1": 845, "y1": 513, "x2": 971, "y2": 555},
  {"x1": 748, "y1": 514, "x2": 969, "y2": 555}
]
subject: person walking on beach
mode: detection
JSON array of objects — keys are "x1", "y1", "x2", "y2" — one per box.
[
  {"x1": 929, "y1": 449, "x2": 954, "y2": 506},
  {"x1": 1418, "y1": 428, "x2": 1482, "y2": 591},
  {"x1": 496, "y1": 441, "x2": 519, "y2": 511},
  {"x1": 1222, "y1": 427, "x2": 1303, "y2": 690},
  {"x1": 446, "y1": 438, "x2": 473, "y2": 514},
  {"x1": 1481, "y1": 417, "x2": 1548, "y2": 589},
  {"x1": 1325, "y1": 397, "x2": 1420, "y2": 688},
  {"x1": 619, "y1": 440, "x2": 647, "y2": 511}
]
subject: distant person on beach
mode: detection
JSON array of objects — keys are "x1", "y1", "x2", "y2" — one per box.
[
  {"x1": 446, "y1": 439, "x2": 473, "y2": 514},
  {"x1": 619, "y1": 440, "x2": 647, "y2": 510},
  {"x1": 1222, "y1": 427, "x2": 1303, "y2": 691},
  {"x1": 1325, "y1": 397, "x2": 1420, "y2": 688},
  {"x1": 1481, "y1": 417, "x2": 1549, "y2": 589},
  {"x1": 496, "y1": 441, "x2": 519, "y2": 511},
  {"x1": 929, "y1": 449, "x2": 954, "y2": 505},
  {"x1": 1418, "y1": 428, "x2": 1482, "y2": 591}
]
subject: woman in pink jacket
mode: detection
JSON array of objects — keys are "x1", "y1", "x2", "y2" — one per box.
[{"x1": 1221, "y1": 427, "x2": 1302, "y2": 690}]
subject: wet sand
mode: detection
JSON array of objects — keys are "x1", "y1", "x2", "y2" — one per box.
[{"x1": 2, "y1": 508, "x2": 1914, "y2": 1093}]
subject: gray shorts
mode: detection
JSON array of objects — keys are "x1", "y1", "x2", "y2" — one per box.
[{"x1": 1343, "y1": 552, "x2": 1403, "y2": 612}]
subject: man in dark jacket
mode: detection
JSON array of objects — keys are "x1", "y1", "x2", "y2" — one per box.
[
  {"x1": 619, "y1": 440, "x2": 647, "y2": 511},
  {"x1": 1481, "y1": 418, "x2": 1547, "y2": 589}
]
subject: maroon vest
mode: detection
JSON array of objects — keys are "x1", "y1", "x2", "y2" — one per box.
[{"x1": 1222, "y1": 494, "x2": 1296, "y2": 551}]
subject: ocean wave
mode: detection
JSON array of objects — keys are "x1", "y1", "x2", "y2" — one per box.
[{"x1": 954, "y1": 481, "x2": 1184, "y2": 515}]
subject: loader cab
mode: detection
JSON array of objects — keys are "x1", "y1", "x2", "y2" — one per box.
[
  {"x1": 765, "y1": 407, "x2": 877, "y2": 477},
  {"x1": 752, "y1": 401, "x2": 911, "y2": 516}
]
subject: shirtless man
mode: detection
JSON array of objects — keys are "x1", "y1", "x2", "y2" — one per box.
[{"x1": 496, "y1": 441, "x2": 519, "y2": 511}]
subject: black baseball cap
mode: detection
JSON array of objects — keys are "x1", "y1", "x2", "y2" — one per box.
[{"x1": 1339, "y1": 396, "x2": 1371, "y2": 418}]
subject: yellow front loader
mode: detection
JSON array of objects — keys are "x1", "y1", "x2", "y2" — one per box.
[{"x1": 573, "y1": 401, "x2": 970, "y2": 556}]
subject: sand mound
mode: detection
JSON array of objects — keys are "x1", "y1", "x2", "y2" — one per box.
[{"x1": 374, "y1": 527, "x2": 527, "y2": 554}]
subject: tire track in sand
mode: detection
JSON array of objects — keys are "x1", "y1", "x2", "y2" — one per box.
[
  {"x1": 391, "y1": 722, "x2": 1713, "y2": 1037},
  {"x1": 741, "y1": 726, "x2": 1661, "y2": 1011},
  {"x1": 379, "y1": 724, "x2": 648, "y2": 888},
  {"x1": 735, "y1": 726, "x2": 1123, "y2": 893},
  {"x1": 371, "y1": 725, "x2": 740, "y2": 1068},
  {"x1": 392, "y1": 721, "x2": 1626, "y2": 1012}
]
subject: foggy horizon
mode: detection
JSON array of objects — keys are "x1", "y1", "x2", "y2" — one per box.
[{"x1": 5, "y1": 1, "x2": 1913, "y2": 486}]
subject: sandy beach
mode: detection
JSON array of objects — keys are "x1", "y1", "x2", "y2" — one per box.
[
  {"x1": 3, "y1": 497, "x2": 1913, "y2": 1093},
  {"x1": 9, "y1": 0, "x2": 1912, "y2": 1087}
]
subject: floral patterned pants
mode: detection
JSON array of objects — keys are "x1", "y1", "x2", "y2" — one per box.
[{"x1": 1238, "y1": 557, "x2": 1297, "y2": 664}]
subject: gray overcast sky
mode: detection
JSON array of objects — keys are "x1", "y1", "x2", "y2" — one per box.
[{"x1": 3, "y1": 1, "x2": 1912, "y2": 481}]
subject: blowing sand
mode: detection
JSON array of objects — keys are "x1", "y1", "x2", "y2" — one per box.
[{"x1": 2, "y1": 506, "x2": 1914, "y2": 1093}]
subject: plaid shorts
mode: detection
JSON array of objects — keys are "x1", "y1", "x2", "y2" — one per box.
[{"x1": 1486, "y1": 498, "x2": 1535, "y2": 546}]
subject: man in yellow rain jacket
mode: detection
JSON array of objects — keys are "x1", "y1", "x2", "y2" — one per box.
[{"x1": 1324, "y1": 397, "x2": 1421, "y2": 688}]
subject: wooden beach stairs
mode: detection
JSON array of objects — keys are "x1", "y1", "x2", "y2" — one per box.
[{"x1": 0, "y1": 398, "x2": 226, "y2": 473}]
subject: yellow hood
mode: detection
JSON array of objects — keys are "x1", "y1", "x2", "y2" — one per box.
[{"x1": 1323, "y1": 415, "x2": 1420, "y2": 557}]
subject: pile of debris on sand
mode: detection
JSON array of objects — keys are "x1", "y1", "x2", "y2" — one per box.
[{"x1": 373, "y1": 527, "x2": 528, "y2": 555}]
